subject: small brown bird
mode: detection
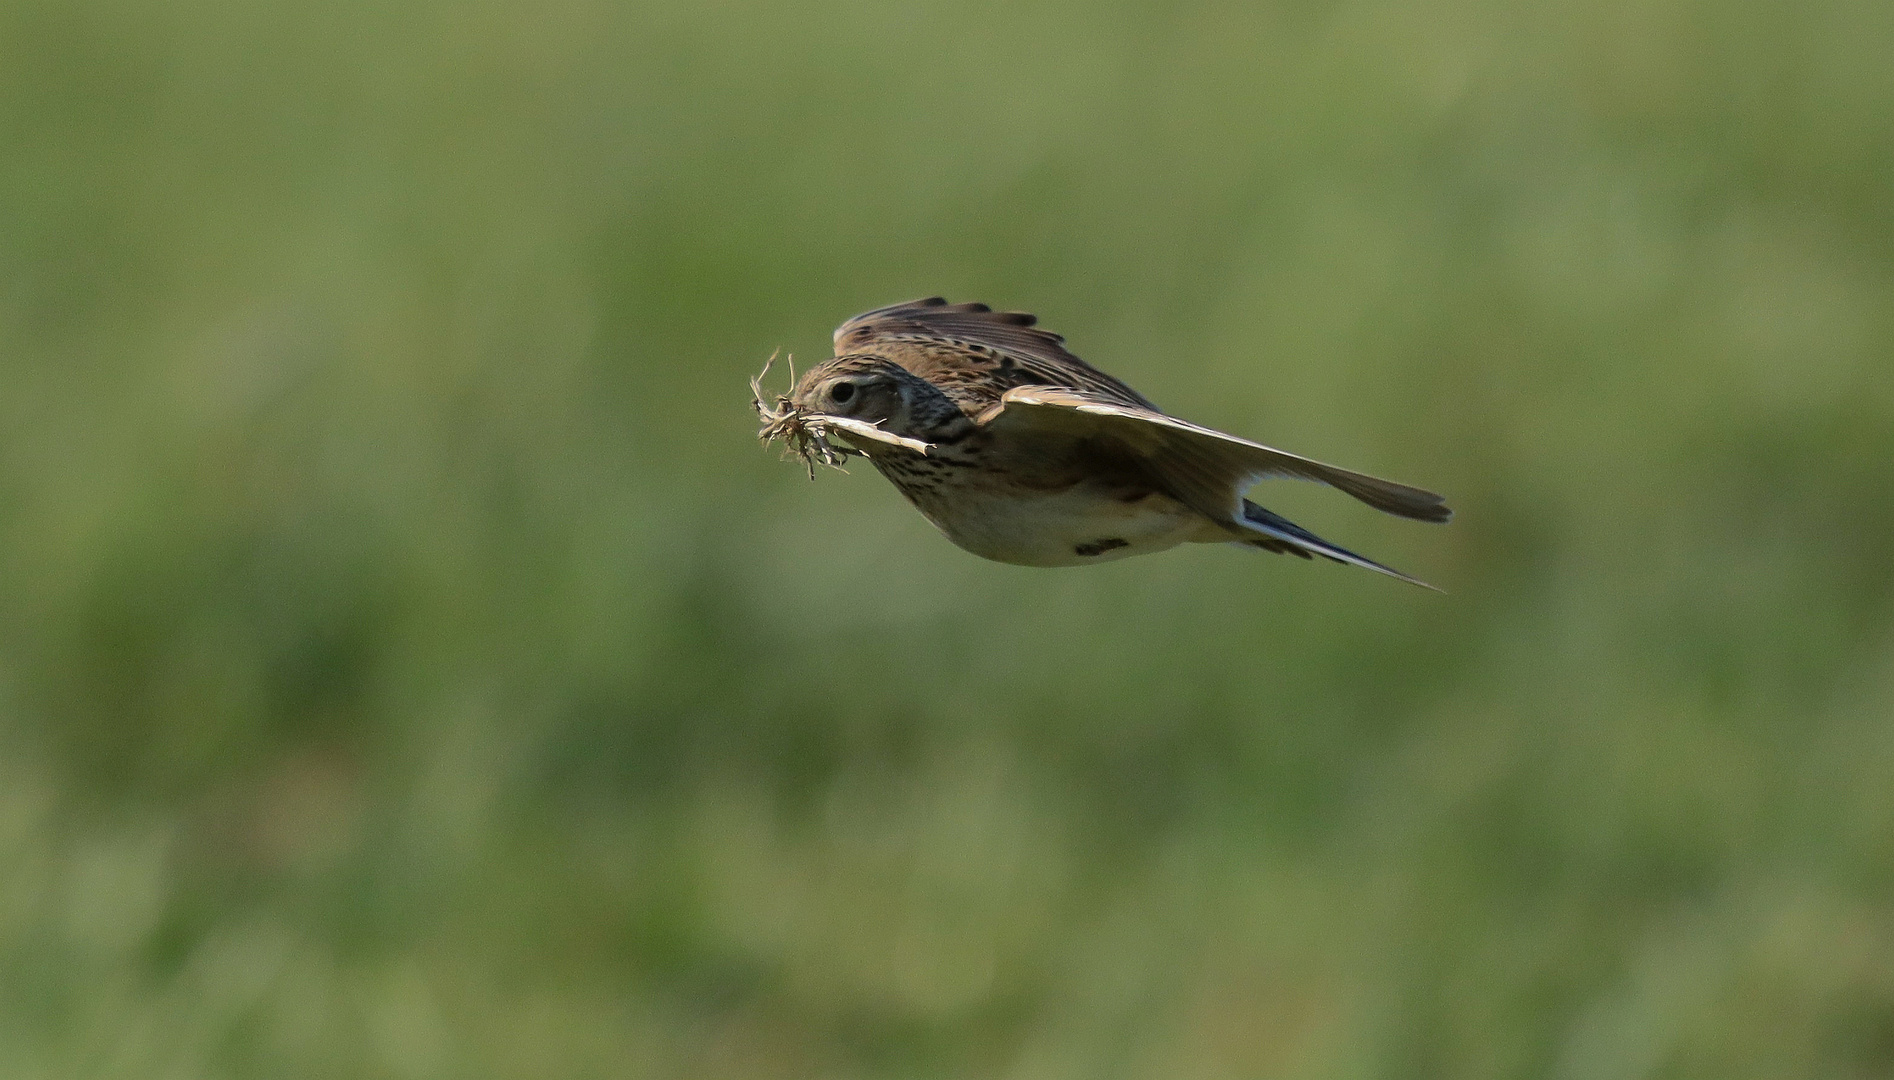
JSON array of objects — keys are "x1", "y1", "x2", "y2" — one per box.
[{"x1": 755, "y1": 298, "x2": 1451, "y2": 587}]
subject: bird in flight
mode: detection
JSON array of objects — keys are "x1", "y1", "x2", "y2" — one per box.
[{"x1": 754, "y1": 298, "x2": 1451, "y2": 588}]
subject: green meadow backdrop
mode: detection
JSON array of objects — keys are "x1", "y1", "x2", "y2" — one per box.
[{"x1": 3, "y1": 0, "x2": 1892, "y2": 1076}]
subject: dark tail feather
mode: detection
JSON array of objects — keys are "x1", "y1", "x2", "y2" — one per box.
[{"x1": 1237, "y1": 500, "x2": 1440, "y2": 591}]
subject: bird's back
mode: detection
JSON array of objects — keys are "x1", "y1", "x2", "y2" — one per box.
[{"x1": 832, "y1": 297, "x2": 1154, "y2": 415}]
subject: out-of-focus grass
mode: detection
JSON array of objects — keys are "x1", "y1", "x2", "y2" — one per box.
[{"x1": 2, "y1": 0, "x2": 1892, "y2": 1076}]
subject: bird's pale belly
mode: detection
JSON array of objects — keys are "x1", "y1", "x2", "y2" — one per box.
[{"x1": 901, "y1": 481, "x2": 1214, "y2": 567}]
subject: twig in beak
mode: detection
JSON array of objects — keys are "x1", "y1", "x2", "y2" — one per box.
[{"x1": 752, "y1": 351, "x2": 861, "y2": 479}]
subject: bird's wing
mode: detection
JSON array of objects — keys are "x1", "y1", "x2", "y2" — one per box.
[
  {"x1": 977, "y1": 386, "x2": 1453, "y2": 524},
  {"x1": 832, "y1": 297, "x2": 1156, "y2": 409}
]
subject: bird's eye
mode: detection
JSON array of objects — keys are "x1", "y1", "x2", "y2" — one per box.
[{"x1": 829, "y1": 382, "x2": 856, "y2": 404}]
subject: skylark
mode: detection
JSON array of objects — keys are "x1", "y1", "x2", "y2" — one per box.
[{"x1": 755, "y1": 298, "x2": 1451, "y2": 587}]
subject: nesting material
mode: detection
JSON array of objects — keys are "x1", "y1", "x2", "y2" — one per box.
[{"x1": 751, "y1": 352, "x2": 859, "y2": 479}]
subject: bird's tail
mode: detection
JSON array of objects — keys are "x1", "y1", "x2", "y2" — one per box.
[{"x1": 1236, "y1": 500, "x2": 1440, "y2": 591}]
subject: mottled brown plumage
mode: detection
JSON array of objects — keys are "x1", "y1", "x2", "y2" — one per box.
[{"x1": 755, "y1": 298, "x2": 1451, "y2": 586}]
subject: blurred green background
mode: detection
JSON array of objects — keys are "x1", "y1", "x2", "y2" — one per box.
[{"x1": 3, "y1": 0, "x2": 1892, "y2": 1075}]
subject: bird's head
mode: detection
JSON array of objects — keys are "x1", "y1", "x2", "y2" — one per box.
[
  {"x1": 753, "y1": 354, "x2": 954, "y2": 475},
  {"x1": 788, "y1": 355, "x2": 918, "y2": 432}
]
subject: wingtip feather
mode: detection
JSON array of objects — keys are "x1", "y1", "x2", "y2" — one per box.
[{"x1": 1238, "y1": 501, "x2": 1442, "y2": 591}]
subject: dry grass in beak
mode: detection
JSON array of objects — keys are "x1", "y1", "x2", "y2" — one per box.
[{"x1": 751, "y1": 352, "x2": 860, "y2": 479}]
